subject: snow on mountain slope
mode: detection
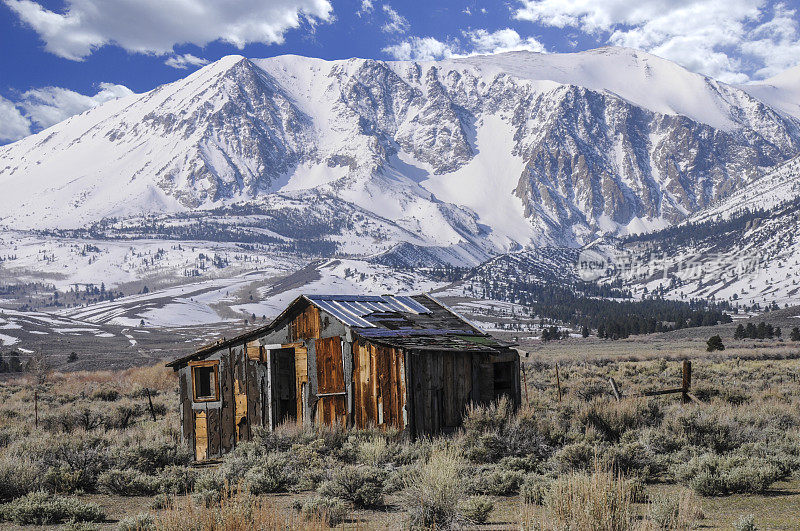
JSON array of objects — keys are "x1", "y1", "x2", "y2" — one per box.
[
  {"x1": 692, "y1": 154, "x2": 800, "y2": 221},
  {"x1": 739, "y1": 66, "x2": 800, "y2": 121},
  {"x1": 454, "y1": 47, "x2": 749, "y2": 131},
  {"x1": 1, "y1": 48, "x2": 800, "y2": 257}
]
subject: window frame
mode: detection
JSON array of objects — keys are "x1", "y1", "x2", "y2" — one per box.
[{"x1": 190, "y1": 360, "x2": 220, "y2": 403}]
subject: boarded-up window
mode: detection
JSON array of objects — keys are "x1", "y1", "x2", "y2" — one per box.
[{"x1": 191, "y1": 361, "x2": 219, "y2": 402}]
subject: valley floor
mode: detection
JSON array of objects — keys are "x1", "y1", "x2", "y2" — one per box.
[{"x1": 1, "y1": 337, "x2": 799, "y2": 529}]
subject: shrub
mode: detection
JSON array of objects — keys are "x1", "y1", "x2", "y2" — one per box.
[
  {"x1": 733, "y1": 514, "x2": 757, "y2": 531},
  {"x1": 384, "y1": 465, "x2": 415, "y2": 494},
  {"x1": 193, "y1": 470, "x2": 224, "y2": 493},
  {"x1": 553, "y1": 440, "x2": 596, "y2": 472},
  {"x1": 0, "y1": 456, "x2": 40, "y2": 500},
  {"x1": 295, "y1": 495, "x2": 348, "y2": 527},
  {"x1": 402, "y1": 445, "x2": 465, "y2": 529},
  {"x1": 91, "y1": 388, "x2": 120, "y2": 402},
  {"x1": 317, "y1": 465, "x2": 384, "y2": 508},
  {"x1": 544, "y1": 466, "x2": 634, "y2": 531},
  {"x1": 117, "y1": 512, "x2": 155, "y2": 531},
  {"x1": 341, "y1": 433, "x2": 399, "y2": 466},
  {"x1": 157, "y1": 465, "x2": 196, "y2": 495},
  {"x1": 0, "y1": 491, "x2": 105, "y2": 525},
  {"x1": 150, "y1": 493, "x2": 173, "y2": 510},
  {"x1": 243, "y1": 453, "x2": 293, "y2": 494},
  {"x1": 648, "y1": 488, "x2": 704, "y2": 530},
  {"x1": 98, "y1": 468, "x2": 160, "y2": 496},
  {"x1": 521, "y1": 474, "x2": 550, "y2": 505},
  {"x1": 468, "y1": 467, "x2": 524, "y2": 496},
  {"x1": 673, "y1": 453, "x2": 782, "y2": 495},
  {"x1": 457, "y1": 496, "x2": 493, "y2": 524},
  {"x1": 114, "y1": 438, "x2": 191, "y2": 475},
  {"x1": 461, "y1": 399, "x2": 551, "y2": 463},
  {"x1": 666, "y1": 409, "x2": 744, "y2": 453},
  {"x1": 30, "y1": 434, "x2": 110, "y2": 493}
]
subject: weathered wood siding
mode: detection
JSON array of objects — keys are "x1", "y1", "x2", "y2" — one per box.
[
  {"x1": 289, "y1": 304, "x2": 320, "y2": 341},
  {"x1": 408, "y1": 350, "x2": 476, "y2": 437},
  {"x1": 314, "y1": 336, "x2": 347, "y2": 427},
  {"x1": 352, "y1": 340, "x2": 407, "y2": 431}
]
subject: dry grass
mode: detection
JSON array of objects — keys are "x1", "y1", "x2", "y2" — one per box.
[
  {"x1": 402, "y1": 443, "x2": 466, "y2": 529},
  {"x1": 542, "y1": 462, "x2": 635, "y2": 531},
  {"x1": 153, "y1": 487, "x2": 326, "y2": 530}
]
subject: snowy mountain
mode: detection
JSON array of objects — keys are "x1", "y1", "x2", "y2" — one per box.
[
  {"x1": 552, "y1": 155, "x2": 800, "y2": 307},
  {"x1": 1, "y1": 47, "x2": 800, "y2": 260}
]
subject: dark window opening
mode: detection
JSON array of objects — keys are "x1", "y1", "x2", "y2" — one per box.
[
  {"x1": 192, "y1": 364, "x2": 218, "y2": 402},
  {"x1": 493, "y1": 361, "x2": 515, "y2": 400}
]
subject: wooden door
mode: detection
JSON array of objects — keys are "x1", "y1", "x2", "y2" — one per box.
[
  {"x1": 294, "y1": 346, "x2": 308, "y2": 425},
  {"x1": 234, "y1": 379, "x2": 247, "y2": 441},
  {"x1": 194, "y1": 411, "x2": 208, "y2": 460},
  {"x1": 353, "y1": 341, "x2": 407, "y2": 430},
  {"x1": 315, "y1": 337, "x2": 347, "y2": 428}
]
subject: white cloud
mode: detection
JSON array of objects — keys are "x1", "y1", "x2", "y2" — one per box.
[
  {"x1": 383, "y1": 36, "x2": 455, "y2": 61},
  {"x1": 0, "y1": 96, "x2": 31, "y2": 143},
  {"x1": 0, "y1": 83, "x2": 135, "y2": 143},
  {"x1": 357, "y1": 0, "x2": 374, "y2": 17},
  {"x1": 165, "y1": 53, "x2": 211, "y2": 70},
  {"x1": 740, "y1": 3, "x2": 800, "y2": 79},
  {"x1": 18, "y1": 83, "x2": 134, "y2": 129},
  {"x1": 381, "y1": 4, "x2": 409, "y2": 34},
  {"x1": 383, "y1": 28, "x2": 546, "y2": 61},
  {"x1": 513, "y1": 0, "x2": 800, "y2": 82},
  {"x1": 464, "y1": 28, "x2": 546, "y2": 55},
  {"x1": 4, "y1": 0, "x2": 334, "y2": 61}
]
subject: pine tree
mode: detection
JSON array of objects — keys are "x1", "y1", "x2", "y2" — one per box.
[
  {"x1": 791, "y1": 327, "x2": 800, "y2": 342},
  {"x1": 581, "y1": 325, "x2": 590, "y2": 338},
  {"x1": 734, "y1": 324, "x2": 745, "y2": 339},
  {"x1": 707, "y1": 335, "x2": 725, "y2": 352}
]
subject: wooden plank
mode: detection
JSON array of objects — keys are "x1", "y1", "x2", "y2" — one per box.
[
  {"x1": 403, "y1": 349, "x2": 413, "y2": 434},
  {"x1": 376, "y1": 346, "x2": 391, "y2": 427},
  {"x1": 220, "y1": 350, "x2": 235, "y2": 452},
  {"x1": 470, "y1": 355, "x2": 481, "y2": 405},
  {"x1": 194, "y1": 410, "x2": 208, "y2": 460},
  {"x1": 396, "y1": 348, "x2": 407, "y2": 429},
  {"x1": 208, "y1": 408, "x2": 221, "y2": 457},
  {"x1": 235, "y1": 378, "x2": 248, "y2": 440},
  {"x1": 314, "y1": 337, "x2": 346, "y2": 427},
  {"x1": 246, "y1": 341, "x2": 261, "y2": 360},
  {"x1": 642, "y1": 388, "x2": 684, "y2": 396},
  {"x1": 352, "y1": 341, "x2": 363, "y2": 428},
  {"x1": 295, "y1": 346, "x2": 308, "y2": 426},
  {"x1": 180, "y1": 373, "x2": 193, "y2": 449},
  {"x1": 441, "y1": 352, "x2": 454, "y2": 427},
  {"x1": 247, "y1": 359, "x2": 260, "y2": 434}
]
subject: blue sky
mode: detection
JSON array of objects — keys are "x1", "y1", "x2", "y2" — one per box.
[{"x1": 2, "y1": 0, "x2": 800, "y2": 143}]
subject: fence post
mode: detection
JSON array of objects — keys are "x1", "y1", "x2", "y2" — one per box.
[
  {"x1": 555, "y1": 363, "x2": 562, "y2": 402},
  {"x1": 521, "y1": 364, "x2": 529, "y2": 406},
  {"x1": 682, "y1": 360, "x2": 692, "y2": 404},
  {"x1": 609, "y1": 377, "x2": 621, "y2": 401},
  {"x1": 146, "y1": 388, "x2": 157, "y2": 422}
]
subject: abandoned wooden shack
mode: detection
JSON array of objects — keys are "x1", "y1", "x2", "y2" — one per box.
[{"x1": 167, "y1": 293, "x2": 520, "y2": 460}]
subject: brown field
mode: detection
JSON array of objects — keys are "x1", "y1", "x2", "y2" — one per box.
[{"x1": 0, "y1": 331, "x2": 799, "y2": 529}]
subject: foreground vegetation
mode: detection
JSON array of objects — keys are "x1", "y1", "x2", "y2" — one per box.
[{"x1": 0, "y1": 351, "x2": 798, "y2": 529}]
